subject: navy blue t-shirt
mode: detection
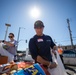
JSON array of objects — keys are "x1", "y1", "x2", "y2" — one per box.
[{"x1": 29, "y1": 34, "x2": 56, "y2": 62}]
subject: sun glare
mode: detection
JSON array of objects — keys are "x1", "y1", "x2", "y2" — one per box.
[{"x1": 30, "y1": 6, "x2": 41, "y2": 18}]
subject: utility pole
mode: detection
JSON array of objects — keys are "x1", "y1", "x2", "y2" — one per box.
[
  {"x1": 67, "y1": 18, "x2": 73, "y2": 49},
  {"x1": 17, "y1": 27, "x2": 25, "y2": 50},
  {"x1": 17, "y1": 27, "x2": 21, "y2": 43},
  {"x1": 4, "y1": 24, "x2": 11, "y2": 40},
  {"x1": 17, "y1": 27, "x2": 21, "y2": 50}
]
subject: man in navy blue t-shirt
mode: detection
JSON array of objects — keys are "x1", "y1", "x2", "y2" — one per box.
[{"x1": 29, "y1": 20, "x2": 57, "y2": 69}]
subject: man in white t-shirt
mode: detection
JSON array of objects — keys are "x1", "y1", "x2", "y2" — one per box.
[{"x1": 0, "y1": 33, "x2": 17, "y2": 62}]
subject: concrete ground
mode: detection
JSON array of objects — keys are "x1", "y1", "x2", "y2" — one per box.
[{"x1": 65, "y1": 65, "x2": 76, "y2": 75}]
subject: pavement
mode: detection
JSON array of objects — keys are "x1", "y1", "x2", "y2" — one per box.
[{"x1": 65, "y1": 65, "x2": 76, "y2": 75}]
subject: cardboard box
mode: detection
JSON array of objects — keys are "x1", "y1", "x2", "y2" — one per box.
[{"x1": 0, "y1": 56, "x2": 8, "y2": 64}]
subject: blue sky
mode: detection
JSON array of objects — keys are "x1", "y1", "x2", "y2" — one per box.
[{"x1": 0, "y1": 0, "x2": 76, "y2": 50}]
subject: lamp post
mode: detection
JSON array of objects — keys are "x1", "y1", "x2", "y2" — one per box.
[
  {"x1": 67, "y1": 18, "x2": 73, "y2": 49},
  {"x1": 4, "y1": 23, "x2": 11, "y2": 40},
  {"x1": 17, "y1": 27, "x2": 25, "y2": 50}
]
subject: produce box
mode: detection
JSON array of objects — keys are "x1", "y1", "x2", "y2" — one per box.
[
  {"x1": 0, "y1": 62, "x2": 47, "y2": 75},
  {"x1": 0, "y1": 56, "x2": 8, "y2": 64}
]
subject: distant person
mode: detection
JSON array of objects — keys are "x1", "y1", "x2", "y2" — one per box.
[
  {"x1": 29, "y1": 20, "x2": 57, "y2": 70},
  {"x1": 0, "y1": 33, "x2": 17, "y2": 62},
  {"x1": 58, "y1": 46, "x2": 63, "y2": 63}
]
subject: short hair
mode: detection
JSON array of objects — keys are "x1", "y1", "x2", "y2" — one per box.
[{"x1": 9, "y1": 33, "x2": 14, "y2": 37}]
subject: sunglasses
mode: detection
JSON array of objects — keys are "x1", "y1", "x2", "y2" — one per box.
[{"x1": 8, "y1": 36, "x2": 13, "y2": 38}]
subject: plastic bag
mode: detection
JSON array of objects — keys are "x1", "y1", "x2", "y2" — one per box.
[
  {"x1": 0, "y1": 43, "x2": 14, "y2": 62},
  {"x1": 48, "y1": 51, "x2": 67, "y2": 75}
]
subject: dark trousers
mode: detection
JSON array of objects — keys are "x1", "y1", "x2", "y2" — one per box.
[{"x1": 60, "y1": 55, "x2": 64, "y2": 64}]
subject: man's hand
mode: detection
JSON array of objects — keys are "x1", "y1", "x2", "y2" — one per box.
[
  {"x1": 50, "y1": 62, "x2": 57, "y2": 69},
  {"x1": 52, "y1": 50, "x2": 56, "y2": 54},
  {"x1": 53, "y1": 46, "x2": 58, "y2": 50}
]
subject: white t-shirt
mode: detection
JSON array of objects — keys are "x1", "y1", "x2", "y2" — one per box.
[{"x1": 7, "y1": 40, "x2": 18, "y2": 55}]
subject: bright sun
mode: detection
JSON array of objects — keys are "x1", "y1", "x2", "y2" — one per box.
[{"x1": 30, "y1": 6, "x2": 41, "y2": 18}]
